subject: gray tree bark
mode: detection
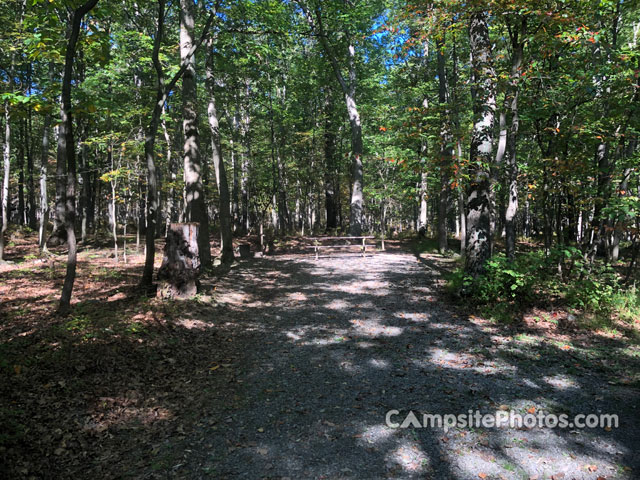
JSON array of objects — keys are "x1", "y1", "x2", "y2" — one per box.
[
  {"x1": 0, "y1": 89, "x2": 10, "y2": 261},
  {"x1": 504, "y1": 18, "x2": 526, "y2": 261},
  {"x1": 299, "y1": 3, "x2": 364, "y2": 235},
  {"x1": 437, "y1": 36, "x2": 453, "y2": 253},
  {"x1": 181, "y1": 0, "x2": 211, "y2": 269},
  {"x1": 141, "y1": 0, "x2": 214, "y2": 287},
  {"x1": 58, "y1": 0, "x2": 99, "y2": 313},
  {"x1": 38, "y1": 86, "x2": 52, "y2": 251},
  {"x1": 465, "y1": 11, "x2": 497, "y2": 276},
  {"x1": 206, "y1": 35, "x2": 234, "y2": 264}
]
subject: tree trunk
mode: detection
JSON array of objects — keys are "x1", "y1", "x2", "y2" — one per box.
[
  {"x1": 437, "y1": 36, "x2": 452, "y2": 253},
  {"x1": 141, "y1": 0, "x2": 166, "y2": 288},
  {"x1": 58, "y1": 0, "x2": 99, "y2": 314},
  {"x1": 39, "y1": 90, "x2": 52, "y2": 251},
  {"x1": 206, "y1": 36, "x2": 234, "y2": 264},
  {"x1": 300, "y1": 5, "x2": 363, "y2": 235},
  {"x1": 161, "y1": 109, "x2": 176, "y2": 236},
  {"x1": 465, "y1": 11, "x2": 496, "y2": 277},
  {"x1": 157, "y1": 222, "x2": 200, "y2": 298},
  {"x1": 18, "y1": 121, "x2": 25, "y2": 225},
  {"x1": 181, "y1": 0, "x2": 211, "y2": 269},
  {"x1": 504, "y1": 18, "x2": 525, "y2": 261},
  {"x1": 140, "y1": 0, "x2": 214, "y2": 288},
  {"x1": 345, "y1": 43, "x2": 364, "y2": 236},
  {"x1": 26, "y1": 116, "x2": 36, "y2": 229},
  {"x1": 324, "y1": 94, "x2": 338, "y2": 231},
  {"x1": 0, "y1": 95, "x2": 10, "y2": 261}
]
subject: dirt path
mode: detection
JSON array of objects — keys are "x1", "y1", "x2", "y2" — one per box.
[{"x1": 169, "y1": 250, "x2": 640, "y2": 479}]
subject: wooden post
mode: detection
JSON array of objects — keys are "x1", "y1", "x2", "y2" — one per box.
[
  {"x1": 157, "y1": 222, "x2": 200, "y2": 299},
  {"x1": 260, "y1": 222, "x2": 264, "y2": 252},
  {"x1": 361, "y1": 237, "x2": 365, "y2": 257}
]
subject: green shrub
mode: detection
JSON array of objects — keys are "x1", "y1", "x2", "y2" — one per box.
[
  {"x1": 448, "y1": 245, "x2": 635, "y2": 322},
  {"x1": 448, "y1": 252, "x2": 541, "y2": 306}
]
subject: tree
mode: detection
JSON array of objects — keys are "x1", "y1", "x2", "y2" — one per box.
[
  {"x1": 57, "y1": 0, "x2": 99, "y2": 314},
  {"x1": 298, "y1": 0, "x2": 366, "y2": 235},
  {"x1": 181, "y1": 0, "x2": 211, "y2": 269},
  {"x1": 465, "y1": 9, "x2": 496, "y2": 276},
  {"x1": 206, "y1": 31, "x2": 234, "y2": 264}
]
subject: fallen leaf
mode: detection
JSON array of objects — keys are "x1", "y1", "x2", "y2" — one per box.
[
  {"x1": 478, "y1": 474, "x2": 487, "y2": 479},
  {"x1": 527, "y1": 406, "x2": 536, "y2": 414},
  {"x1": 586, "y1": 465, "x2": 598, "y2": 472},
  {"x1": 257, "y1": 427, "x2": 264, "y2": 433},
  {"x1": 551, "y1": 474, "x2": 565, "y2": 480}
]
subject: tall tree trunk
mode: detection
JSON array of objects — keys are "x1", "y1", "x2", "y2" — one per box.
[
  {"x1": 465, "y1": 11, "x2": 496, "y2": 276},
  {"x1": 240, "y1": 94, "x2": 251, "y2": 233},
  {"x1": 140, "y1": 0, "x2": 214, "y2": 287},
  {"x1": 39, "y1": 88, "x2": 52, "y2": 251},
  {"x1": 180, "y1": 0, "x2": 211, "y2": 269},
  {"x1": 26, "y1": 115, "x2": 36, "y2": 229},
  {"x1": 58, "y1": 0, "x2": 99, "y2": 314},
  {"x1": 344, "y1": 42, "x2": 364, "y2": 236},
  {"x1": 18, "y1": 122, "x2": 25, "y2": 225},
  {"x1": 79, "y1": 140, "x2": 90, "y2": 243},
  {"x1": 504, "y1": 18, "x2": 525, "y2": 261},
  {"x1": 161, "y1": 109, "x2": 175, "y2": 235},
  {"x1": 300, "y1": 5, "x2": 364, "y2": 235},
  {"x1": 141, "y1": 0, "x2": 167, "y2": 288},
  {"x1": 437, "y1": 36, "x2": 452, "y2": 253},
  {"x1": 206, "y1": 36, "x2": 234, "y2": 264},
  {"x1": 0, "y1": 91, "x2": 10, "y2": 261},
  {"x1": 324, "y1": 94, "x2": 338, "y2": 231}
]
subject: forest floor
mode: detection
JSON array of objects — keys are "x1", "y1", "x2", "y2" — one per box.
[{"x1": 1, "y1": 231, "x2": 640, "y2": 479}]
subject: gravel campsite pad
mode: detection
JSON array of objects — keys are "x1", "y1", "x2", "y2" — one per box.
[
  {"x1": 2, "y1": 248, "x2": 639, "y2": 479},
  {"x1": 177, "y1": 250, "x2": 640, "y2": 479}
]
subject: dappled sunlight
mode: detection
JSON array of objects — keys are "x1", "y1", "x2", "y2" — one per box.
[
  {"x1": 350, "y1": 318, "x2": 404, "y2": 337},
  {"x1": 387, "y1": 439, "x2": 429, "y2": 474},
  {"x1": 174, "y1": 317, "x2": 215, "y2": 330},
  {"x1": 393, "y1": 311, "x2": 431, "y2": 322},
  {"x1": 368, "y1": 358, "x2": 390, "y2": 369},
  {"x1": 324, "y1": 298, "x2": 351, "y2": 310},
  {"x1": 4, "y1": 246, "x2": 639, "y2": 478},
  {"x1": 543, "y1": 374, "x2": 580, "y2": 390},
  {"x1": 357, "y1": 423, "x2": 398, "y2": 445}
]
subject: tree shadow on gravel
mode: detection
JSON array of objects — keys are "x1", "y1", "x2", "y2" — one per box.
[
  {"x1": 1, "y1": 250, "x2": 638, "y2": 479},
  {"x1": 176, "y1": 252, "x2": 640, "y2": 479}
]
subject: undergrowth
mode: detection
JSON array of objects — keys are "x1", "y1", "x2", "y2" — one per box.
[{"x1": 446, "y1": 245, "x2": 640, "y2": 331}]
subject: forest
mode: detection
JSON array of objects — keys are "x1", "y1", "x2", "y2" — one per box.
[{"x1": 1, "y1": 0, "x2": 640, "y2": 478}]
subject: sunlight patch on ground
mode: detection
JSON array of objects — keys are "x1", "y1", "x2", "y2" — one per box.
[
  {"x1": 368, "y1": 358, "x2": 390, "y2": 369},
  {"x1": 393, "y1": 311, "x2": 430, "y2": 322},
  {"x1": 350, "y1": 319, "x2": 404, "y2": 337},
  {"x1": 543, "y1": 374, "x2": 579, "y2": 390},
  {"x1": 484, "y1": 429, "x2": 627, "y2": 479},
  {"x1": 295, "y1": 328, "x2": 351, "y2": 346},
  {"x1": 324, "y1": 299, "x2": 351, "y2": 310},
  {"x1": 358, "y1": 424, "x2": 397, "y2": 445},
  {"x1": 175, "y1": 318, "x2": 214, "y2": 330},
  {"x1": 387, "y1": 440, "x2": 428, "y2": 473},
  {"x1": 284, "y1": 292, "x2": 308, "y2": 303}
]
